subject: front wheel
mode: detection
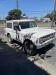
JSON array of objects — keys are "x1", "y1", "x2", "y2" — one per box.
[
  {"x1": 23, "y1": 40, "x2": 36, "y2": 56},
  {"x1": 7, "y1": 34, "x2": 13, "y2": 43}
]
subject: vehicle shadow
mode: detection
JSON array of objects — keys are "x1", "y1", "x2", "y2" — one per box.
[
  {"x1": 36, "y1": 43, "x2": 55, "y2": 59},
  {"x1": 0, "y1": 40, "x2": 50, "y2": 75}
]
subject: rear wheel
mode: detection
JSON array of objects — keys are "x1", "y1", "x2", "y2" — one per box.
[
  {"x1": 23, "y1": 40, "x2": 36, "y2": 56},
  {"x1": 7, "y1": 34, "x2": 13, "y2": 43}
]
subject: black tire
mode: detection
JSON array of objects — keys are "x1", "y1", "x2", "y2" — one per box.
[
  {"x1": 7, "y1": 34, "x2": 13, "y2": 43},
  {"x1": 23, "y1": 40, "x2": 36, "y2": 56}
]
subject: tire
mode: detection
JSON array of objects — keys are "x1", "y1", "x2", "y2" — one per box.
[
  {"x1": 7, "y1": 34, "x2": 13, "y2": 43},
  {"x1": 23, "y1": 40, "x2": 36, "y2": 56}
]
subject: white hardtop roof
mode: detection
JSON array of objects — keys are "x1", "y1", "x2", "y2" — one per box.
[{"x1": 6, "y1": 19, "x2": 35, "y2": 23}]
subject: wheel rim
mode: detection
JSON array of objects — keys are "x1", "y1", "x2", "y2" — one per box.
[
  {"x1": 7, "y1": 35, "x2": 11, "y2": 42},
  {"x1": 8, "y1": 37, "x2": 11, "y2": 42},
  {"x1": 24, "y1": 41, "x2": 33, "y2": 51},
  {"x1": 24, "y1": 41, "x2": 36, "y2": 55}
]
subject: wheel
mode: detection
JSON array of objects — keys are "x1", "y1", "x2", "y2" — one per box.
[
  {"x1": 7, "y1": 34, "x2": 13, "y2": 43},
  {"x1": 23, "y1": 40, "x2": 36, "y2": 56}
]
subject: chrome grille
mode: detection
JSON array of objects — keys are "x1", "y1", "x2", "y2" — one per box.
[{"x1": 39, "y1": 33, "x2": 55, "y2": 44}]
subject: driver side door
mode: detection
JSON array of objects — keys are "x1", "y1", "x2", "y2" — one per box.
[{"x1": 12, "y1": 22, "x2": 20, "y2": 41}]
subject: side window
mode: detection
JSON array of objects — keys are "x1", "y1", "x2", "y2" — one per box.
[{"x1": 7, "y1": 23, "x2": 12, "y2": 28}]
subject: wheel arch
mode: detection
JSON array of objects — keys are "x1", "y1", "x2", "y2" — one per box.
[
  {"x1": 23, "y1": 39, "x2": 34, "y2": 45},
  {"x1": 7, "y1": 33, "x2": 10, "y2": 37},
  {"x1": 23, "y1": 39, "x2": 37, "y2": 56}
]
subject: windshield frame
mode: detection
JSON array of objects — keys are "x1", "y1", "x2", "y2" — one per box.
[{"x1": 13, "y1": 21, "x2": 37, "y2": 30}]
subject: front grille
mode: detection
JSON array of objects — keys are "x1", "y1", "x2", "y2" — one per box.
[{"x1": 39, "y1": 33, "x2": 55, "y2": 44}]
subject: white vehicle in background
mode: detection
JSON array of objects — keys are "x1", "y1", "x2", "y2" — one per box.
[
  {"x1": 42, "y1": 18, "x2": 51, "y2": 23},
  {"x1": 4, "y1": 19, "x2": 56, "y2": 55}
]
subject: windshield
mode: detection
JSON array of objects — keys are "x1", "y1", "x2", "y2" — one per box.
[
  {"x1": 19, "y1": 21, "x2": 37, "y2": 29},
  {"x1": 13, "y1": 21, "x2": 37, "y2": 30}
]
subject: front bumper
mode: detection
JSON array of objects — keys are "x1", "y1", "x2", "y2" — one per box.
[{"x1": 36, "y1": 38, "x2": 55, "y2": 49}]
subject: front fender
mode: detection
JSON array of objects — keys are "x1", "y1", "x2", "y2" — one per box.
[{"x1": 19, "y1": 33, "x2": 38, "y2": 45}]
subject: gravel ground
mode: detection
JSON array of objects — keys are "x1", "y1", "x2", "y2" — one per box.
[{"x1": 45, "y1": 40, "x2": 56, "y2": 67}]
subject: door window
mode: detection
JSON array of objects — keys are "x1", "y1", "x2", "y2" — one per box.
[{"x1": 7, "y1": 23, "x2": 12, "y2": 28}]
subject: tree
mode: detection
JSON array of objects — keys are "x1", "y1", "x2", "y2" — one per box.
[
  {"x1": 6, "y1": 9, "x2": 22, "y2": 20},
  {"x1": 44, "y1": 11, "x2": 56, "y2": 21}
]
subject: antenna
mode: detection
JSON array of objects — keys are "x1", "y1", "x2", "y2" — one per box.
[
  {"x1": 54, "y1": 0, "x2": 56, "y2": 13},
  {"x1": 16, "y1": 0, "x2": 18, "y2": 9},
  {"x1": 54, "y1": 0, "x2": 56, "y2": 26},
  {"x1": 51, "y1": 0, "x2": 56, "y2": 28}
]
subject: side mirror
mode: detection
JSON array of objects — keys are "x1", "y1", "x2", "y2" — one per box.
[
  {"x1": 14, "y1": 26, "x2": 17, "y2": 30},
  {"x1": 14, "y1": 26, "x2": 21, "y2": 31},
  {"x1": 19, "y1": 25, "x2": 21, "y2": 31},
  {"x1": 18, "y1": 27, "x2": 21, "y2": 31}
]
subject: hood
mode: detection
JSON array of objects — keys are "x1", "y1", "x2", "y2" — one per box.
[{"x1": 20, "y1": 27, "x2": 55, "y2": 38}]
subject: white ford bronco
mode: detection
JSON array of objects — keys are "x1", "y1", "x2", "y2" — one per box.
[{"x1": 4, "y1": 19, "x2": 56, "y2": 55}]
